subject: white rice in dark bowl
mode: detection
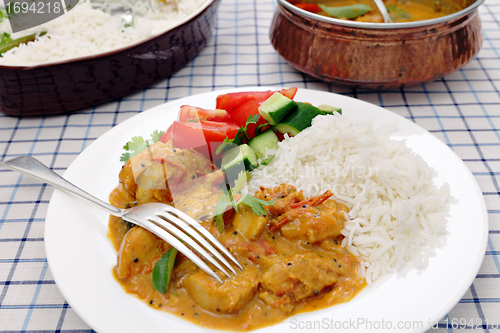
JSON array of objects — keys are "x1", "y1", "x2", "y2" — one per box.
[
  {"x1": 0, "y1": 0, "x2": 209, "y2": 66},
  {"x1": 248, "y1": 114, "x2": 452, "y2": 284}
]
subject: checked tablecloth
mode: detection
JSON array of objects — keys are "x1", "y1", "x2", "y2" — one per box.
[{"x1": 0, "y1": 0, "x2": 499, "y2": 331}]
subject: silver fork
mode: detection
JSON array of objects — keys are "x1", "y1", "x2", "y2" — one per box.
[{"x1": 0, "y1": 156, "x2": 242, "y2": 283}]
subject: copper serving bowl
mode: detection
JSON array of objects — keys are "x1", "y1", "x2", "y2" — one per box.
[
  {"x1": 270, "y1": 0, "x2": 484, "y2": 89},
  {"x1": 0, "y1": 0, "x2": 221, "y2": 117}
]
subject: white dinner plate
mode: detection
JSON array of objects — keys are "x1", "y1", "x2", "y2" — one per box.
[{"x1": 45, "y1": 87, "x2": 488, "y2": 333}]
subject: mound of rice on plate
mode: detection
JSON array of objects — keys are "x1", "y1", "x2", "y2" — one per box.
[
  {"x1": 248, "y1": 114, "x2": 452, "y2": 284},
  {"x1": 0, "y1": 0, "x2": 208, "y2": 66}
]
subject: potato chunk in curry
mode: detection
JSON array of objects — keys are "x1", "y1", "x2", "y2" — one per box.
[
  {"x1": 116, "y1": 226, "x2": 171, "y2": 280},
  {"x1": 184, "y1": 262, "x2": 259, "y2": 313},
  {"x1": 108, "y1": 145, "x2": 365, "y2": 331},
  {"x1": 117, "y1": 140, "x2": 215, "y2": 207}
]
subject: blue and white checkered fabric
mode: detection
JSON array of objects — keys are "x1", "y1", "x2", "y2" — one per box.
[{"x1": 0, "y1": 0, "x2": 499, "y2": 331}]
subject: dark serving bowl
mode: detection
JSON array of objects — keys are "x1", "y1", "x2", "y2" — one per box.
[
  {"x1": 0, "y1": 0, "x2": 221, "y2": 117},
  {"x1": 270, "y1": 0, "x2": 484, "y2": 89}
]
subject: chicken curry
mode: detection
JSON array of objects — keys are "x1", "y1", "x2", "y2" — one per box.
[{"x1": 108, "y1": 141, "x2": 365, "y2": 331}]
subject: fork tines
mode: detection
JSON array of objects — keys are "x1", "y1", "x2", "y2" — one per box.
[{"x1": 133, "y1": 205, "x2": 242, "y2": 283}]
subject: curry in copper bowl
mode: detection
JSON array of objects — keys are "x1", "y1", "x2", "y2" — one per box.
[
  {"x1": 288, "y1": 0, "x2": 467, "y2": 23},
  {"x1": 270, "y1": 0, "x2": 484, "y2": 89}
]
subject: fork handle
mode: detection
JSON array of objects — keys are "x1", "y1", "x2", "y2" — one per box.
[{"x1": 0, "y1": 156, "x2": 122, "y2": 216}]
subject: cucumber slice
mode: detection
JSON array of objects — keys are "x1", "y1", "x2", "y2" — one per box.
[
  {"x1": 273, "y1": 102, "x2": 322, "y2": 136},
  {"x1": 248, "y1": 130, "x2": 279, "y2": 159},
  {"x1": 318, "y1": 104, "x2": 342, "y2": 115},
  {"x1": 258, "y1": 92, "x2": 297, "y2": 125},
  {"x1": 221, "y1": 144, "x2": 258, "y2": 173}
]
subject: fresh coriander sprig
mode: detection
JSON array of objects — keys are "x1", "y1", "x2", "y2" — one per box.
[
  {"x1": 0, "y1": 31, "x2": 48, "y2": 57},
  {"x1": 216, "y1": 115, "x2": 260, "y2": 155},
  {"x1": 150, "y1": 130, "x2": 165, "y2": 143},
  {"x1": 260, "y1": 156, "x2": 274, "y2": 165},
  {"x1": 213, "y1": 171, "x2": 275, "y2": 232},
  {"x1": 213, "y1": 188, "x2": 232, "y2": 232},
  {"x1": 238, "y1": 195, "x2": 271, "y2": 217},
  {"x1": 0, "y1": 9, "x2": 8, "y2": 23},
  {"x1": 120, "y1": 130, "x2": 165, "y2": 162},
  {"x1": 0, "y1": 32, "x2": 12, "y2": 44},
  {"x1": 254, "y1": 123, "x2": 269, "y2": 136}
]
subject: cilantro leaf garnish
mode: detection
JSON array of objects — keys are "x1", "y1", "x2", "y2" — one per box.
[
  {"x1": 232, "y1": 170, "x2": 250, "y2": 194},
  {"x1": 260, "y1": 156, "x2": 274, "y2": 165},
  {"x1": 120, "y1": 130, "x2": 165, "y2": 163},
  {"x1": 213, "y1": 188, "x2": 232, "y2": 233},
  {"x1": 0, "y1": 32, "x2": 12, "y2": 44},
  {"x1": 120, "y1": 136, "x2": 148, "y2": 162},
  {"x1": 216, "y1": 115, "x2": 260, "y2": 155},
  {"x1": 122, "y1": 16, "x2": 134, "y2": 28},
  {"x1": 216, "y1": 136, "x2": 232, "y2": 156},
  {"x1": 0, "y1": 32, "x2": 47, "y2": 57},
  {"x1": 213, "y1": 171, "x2": 274, "y2": 232},
  {"x1": 238, "y1": 195, "x2": 270, "y2": 217},
  {"x1": 0, "y1": 9, "x2": 8, "y2": 23},
  {"x1": 150, "y1": 130, "x2": 165, "y2": 143},
  {"x1": 255, "y1": 123, "x2": 269, "y2": 136},
  {"x1": 233, "y1": 114, "x2": 259, "y2": 145}
]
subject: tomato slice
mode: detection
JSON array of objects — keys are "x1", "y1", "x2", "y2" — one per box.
[
  {"x1": 275, "y1": 131, "x2": 287, "y2": 141},
  {"x1": 228, "y1": 99, "x2": 262, "y2": 127},
  {"x1": 200, "y1": 121, "x2": 240, "y2": 142},
  {"x1": 216, "y1": 88, "x2": 298, "y2": 113},
  {"x1": 178, "y1": 105, "x2": 230, "y2": 123},
  {"x1": 228, "y1": 99, "x2": 270, "y2": 141},
  {"x1": 171, "y1": 121, "x2": 240, "y2": 161},
  {"x1": 219, "y1": 88, "x2": 297, "y2": 140},
  {"x1": 159, "y1": 124, "x2": 173, "y2": 143},
  {"x1": 294, "y1": 3, "x2": 322, "y2": 13},
  {"x1": 279, "y1": 87, "x2": 298, "y2": 100},
  {"x1": 216, "y1": 91, "x2": 273, "y2": 113}
]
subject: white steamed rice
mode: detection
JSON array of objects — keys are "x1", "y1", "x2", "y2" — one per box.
[
  {"x1": 248, "y1": 114, "x2": 452, "y2": 284},
  {"x1": 0, "y1": 0, "x2": 207, "y2": 66}
]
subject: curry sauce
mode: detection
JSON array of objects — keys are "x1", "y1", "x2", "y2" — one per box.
[
  {"x1": 108, "y1": 142, "x2": 366, "y2": 331},
  {"x1": 290, "y1": 0, "x2": 465, "y2": 23}
]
